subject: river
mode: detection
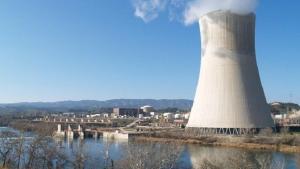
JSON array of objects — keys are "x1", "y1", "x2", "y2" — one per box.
[
  {"x1": 0, "y1": 127, "x2": 299, "y2": 169},
  {"x1": 59, "y1": 138, "x2": 299, "y2": 169}
]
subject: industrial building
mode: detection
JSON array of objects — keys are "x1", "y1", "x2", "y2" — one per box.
[
  {"x1": 140, "y1": 105, "x2": 154, "y2": 113},
  {"x1": 112, "y1": 108, "x2": 142, "y2": 118},
  {"x1": 187, "y1": 10, "x2": 274, "y2": 134}
]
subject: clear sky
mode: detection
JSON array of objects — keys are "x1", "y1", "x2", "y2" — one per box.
[{"x1": 0, "y1": 0, "x2": 299, "y2": 103}]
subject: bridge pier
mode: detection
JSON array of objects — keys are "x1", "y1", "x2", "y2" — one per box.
[
  {"x1": 67, "y1": 125, "x2": 74, "y2": 139},
  {"x1": 78, "y1": 125, "x2": 84, "y2": 139},
  {"x1": 54, "y1": 124, "x2": 65, "y2": 137},
  {"x1": 93, "y1": 131, "x2": 98, "y2": 139}
]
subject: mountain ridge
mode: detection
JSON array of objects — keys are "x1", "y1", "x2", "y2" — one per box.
[{"x1": 0, "y1": 99, "x2": 193, "y2": 114}]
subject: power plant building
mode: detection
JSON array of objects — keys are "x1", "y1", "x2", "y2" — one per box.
[
  {"x1": 187, "y1": 10, "x2": 274, "y2": 134},
  {"x1": 112, "y1": 108, "x2": 141, "y2": 117},
  {"x1": 140, "y1": 105, "x2": 154, "y2": 113}
]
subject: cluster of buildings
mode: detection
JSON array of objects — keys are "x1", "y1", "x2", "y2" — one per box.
[
  {"x1": 111, "y1": 106, "x2": 189, "y2": 121},
  {"x1": 35, "y1": 104, "x2": 190, "y2": 128},
  {"x1": 111, "y1": 105, "x2": 155, "y2": 118},
  {"x1": 271, "y1": 102, "x2": 300, "y2": 128}
]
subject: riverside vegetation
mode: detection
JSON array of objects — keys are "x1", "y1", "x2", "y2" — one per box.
[
  {"x1": 0, "y1": 129, "x2": 183, "y2": 169},
  {"x1": 1, "y1": 116, "x2": 299, "y2": 169},
  {"x1": 137, "y1": 129, "x2": 300, "y2": 153},
  {"x1": 1, "y1": 124, "x2": 299, "y2": 169},
  {"x1": 1, "y1": 129, "x2": 297, "y2": 169}
]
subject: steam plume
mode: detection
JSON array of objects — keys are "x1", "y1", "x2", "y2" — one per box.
[
  {"x1": 184, "y1": 0, "x2": 258, "y2": 25},
  {"x1": 132, "y1": 0, "x2": 258, "y2": 25}
]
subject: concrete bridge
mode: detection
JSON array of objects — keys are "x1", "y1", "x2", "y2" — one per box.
[
  {"x1": 54, "y1": 124, "x2": 101, "y2": 139},
  {"x1": 36, "y1": 117, "x2": 114, "y2": 126}
]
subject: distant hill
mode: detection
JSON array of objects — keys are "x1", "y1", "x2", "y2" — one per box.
[
  {"x1": 0, "y1": 99, "x2": 193, "y2": 114},
  {"x1": 2, "y1": 99, "x2": 297, "y2": 115}
]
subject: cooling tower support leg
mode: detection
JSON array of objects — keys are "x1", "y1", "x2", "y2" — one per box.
[{"x1": 186, "y1": 127, "x2": 262, "y2": 136}]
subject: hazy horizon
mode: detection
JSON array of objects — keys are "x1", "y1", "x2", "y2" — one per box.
[
  {"x1": 0, "y1": 98, "x2": 194, "y2": 104},
  {"x1": 0, "y1": 98, "x2": 298, "y2": 105}
]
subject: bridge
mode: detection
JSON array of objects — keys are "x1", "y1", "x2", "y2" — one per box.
[{"x1": 52, "y1": 118, "x2": 145, "y2": 140}]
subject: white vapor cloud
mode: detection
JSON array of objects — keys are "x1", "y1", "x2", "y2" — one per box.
[
  {"x1": 132, "y1": 0, "x2": 258, "y2": 25},
  {"x1": 133, "y1": 0, "x2": 169, "y2": 22},
  {"x1": 184, "y1": 0, "x2": 258, "y2": 25}
]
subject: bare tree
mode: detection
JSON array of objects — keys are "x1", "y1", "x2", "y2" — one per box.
[
  {"x1": 102, "y1": 139, "x2": 115, "y2": 169},
  {"x1": 196, "y1": 159, "x2": 222, "y2": 169},
  {"x1": 24, "y1": 136, "x2": 67, "y2": 169},
  {"x1": 0, "y1": 131, "x2": 15, "y2": 168},
  {"x1": 72, "y1": 140, "x2": 87, "y2": 169},
  {"x1": 116, "y1": 141, "x2": 183, "y2": 169},
  {"x1": 12, "y1": 136, "x2": 25, "y2": 169},
  {"x1": 194, "y1": 151, "x2": 288, "y2": 169}
]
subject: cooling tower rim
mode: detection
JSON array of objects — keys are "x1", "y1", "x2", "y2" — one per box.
[{"x1": 199, "y1": 10, "x2": 256, "y2": 21}]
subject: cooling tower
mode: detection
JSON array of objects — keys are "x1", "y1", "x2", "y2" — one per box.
[{"x1": 187, "y1": 10, "x2": 274, "y2": 134}]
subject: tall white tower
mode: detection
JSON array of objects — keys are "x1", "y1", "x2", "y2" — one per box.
[{"x1": 187, "y1": 10, "x2": 274, "y2": 134}]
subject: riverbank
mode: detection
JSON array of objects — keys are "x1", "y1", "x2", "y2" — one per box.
[
  {"x1": 6, "y1": 120, "x2": 300, "y2": 153},
  {"x1": 133, "y1": 131, "x2": 300, "y2": 153}
]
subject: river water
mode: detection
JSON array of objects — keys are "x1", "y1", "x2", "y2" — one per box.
[
  {"x1": 59, "y1": 138, "x2": 299, "y2": 169},
  {"x1": 1, "y1": 127, "x2": 299, "y2": 169}
]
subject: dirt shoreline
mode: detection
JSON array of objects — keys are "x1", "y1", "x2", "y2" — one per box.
[{"x1": 133, "y1": 136, "x2": 300, "y2": 153}]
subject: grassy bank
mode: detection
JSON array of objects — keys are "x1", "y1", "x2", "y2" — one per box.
[{"x1": 134, "y1": 130, "x2": 300, "y2": 153}]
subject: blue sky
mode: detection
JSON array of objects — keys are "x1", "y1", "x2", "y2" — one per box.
[{"x1": 0, "y1": 0, "x2": 299, "y2": 103}]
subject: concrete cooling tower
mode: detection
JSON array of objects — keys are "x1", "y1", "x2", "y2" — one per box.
[{"x1": 187, "y1": 10, "x2": 274, "y2": 135}]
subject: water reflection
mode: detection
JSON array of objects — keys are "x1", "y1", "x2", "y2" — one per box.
[
  {"x1": 187, "y1": 145, "x2": 298, "y2": 169},
  {"x1": 54, "y1": 137, "x2": 128, "y2": 169},
  {"x1": 58, "y1": 139, "x2": 299, "y2": 169}
]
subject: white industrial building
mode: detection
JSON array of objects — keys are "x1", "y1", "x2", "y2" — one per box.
[
  {"x1": 174, "y1": 114, "x2": 182, "y2": 119},
  {"x1": 163, "y1": 113, "x2": 174, "y2": 120},
  {"x1": 140, "y1": 105, "x2": 154, "y2": 113},
  {"x1": 187, "y1": 11, "x2": 274, "y2": 135},
  {"x1": 138, "y1": 114, "x2": 144, "y2": 119},
  {"x1": 184, "y1": 113, "x2": 190, "y2": 120}
]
